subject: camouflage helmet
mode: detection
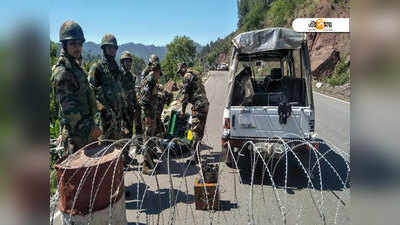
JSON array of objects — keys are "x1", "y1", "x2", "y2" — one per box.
[
  {"x1": 101, "y1": 34, "x2": 118, "y2": 49},
  {"x1": 59, "y1": 20, "x2": 85, "y2": 43},
  {"x1": 149, "y1": 54, "x2": 159, "y2": 64},
  {"x1": 120, "y1": 51, "x2": 133, "y2": 62},
  {"x1": 176, "y1": 62, "x2": 187, "y2": 74}
]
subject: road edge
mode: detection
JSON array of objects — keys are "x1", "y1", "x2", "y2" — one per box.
[{"x1": 313, "y1": 91, "x2": 350, "y2": 104}]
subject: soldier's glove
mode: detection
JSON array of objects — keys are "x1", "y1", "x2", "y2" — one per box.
[
  {"x1": 90, "y1": 126, "x2": 103, "y2": 139},
  {"x1": 144, "y1": 117, "x2": 153, "y2": 126},
  {"x1": 96, "y1": 101, "x2": 104, "y2": 112},
  {"x1": 122, "y1": 127, "x2": 130, "y2": 135}
]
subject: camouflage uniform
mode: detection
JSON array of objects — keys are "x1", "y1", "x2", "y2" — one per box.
[
  {"x1": 139, "y1": 64, "x2": 163, "y2": 171},
  {"x1": 140, "y1": 64, "x2": 151, "y2": 80},
  {"x1": 51, "y1": 21, "x2": 98, "y2": 154},
  {"x1": 88, "y1": 35, "x2": 125, "y2": 140},
  {"x1": 177, "y1": 63, "x2": 209, "y2": 164},
  {"x1": 155, "y1": 84, "x2": 173, "y2": 137},
  {"x1": 181, "y1": 69, "x2": 209, "y2": 144},
  {"x1": 119, "y1": 51, "x2": 143, "y2": 138}
]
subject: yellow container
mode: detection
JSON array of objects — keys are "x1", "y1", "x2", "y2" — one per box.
[{"x1": 187, "y1": 130, "x2": 193, "y2": 141}]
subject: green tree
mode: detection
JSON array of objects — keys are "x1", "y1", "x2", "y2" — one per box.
[
  {"x1": 50, "y1": 41, "x2": 58, "y2": 68},
  {"x1": 131, "y1": 54, "x2": 146, "y2": 76},
  {"x1": 161, "y1": 36, "x2": 197, "y2": 82},
  {"x1": 50, "y1": 41, "x2": 59, "y2": 124},
  {"x1": 207, "y1": 53, "x2": 217, "y2": 66},
  {"x1": 240, "y1": 0, "x2": 269, "y2": 31},
  {"x1": 268, "y1": 0, "x2": 297, "y2": 27},
  {"x1": 237, "y1": 0, "x2": 250, "y2": 28}
]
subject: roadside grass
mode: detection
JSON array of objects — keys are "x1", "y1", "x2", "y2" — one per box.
[
  {"x1": 50, "y1": 169, "x2": 58, "y2": 196},
  {"x1": 324, "y1": 54, "x2": 350, "y2": 86}
]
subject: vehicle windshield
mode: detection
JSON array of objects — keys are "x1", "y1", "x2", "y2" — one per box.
[{"x1": 231, "y1": 48, "x2": 308, "y2": 107}]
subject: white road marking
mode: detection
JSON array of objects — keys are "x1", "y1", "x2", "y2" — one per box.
[{"x1": 313, "y1": 91, "x2": 350, "y2": 104}]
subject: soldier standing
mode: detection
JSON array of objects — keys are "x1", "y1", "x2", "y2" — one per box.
[
  {"x1": 119, "y1": 51, "x2": 143, "y2": 138},
  {"x1": 88, "y1": 34, "x2": 126, "y2": 140},
  {"x1": 51, "y1": 20, "x2": 102, "y2": 154},
  {"x1": 176, "y1": 62, "x2": 209, "y2": 165},
  {"x1": 139, "y1": 63, "x2": 163, "y2": 174},
  {"x1": 119, "y1": 51, "x2": 144, "y2": 166}
]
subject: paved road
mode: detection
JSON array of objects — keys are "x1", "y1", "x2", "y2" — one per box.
[
  {"x1": 313, "y1": 92, "x2": 350, "y2": 152},
  {"x1": 52, "y1": 71, "x2": 350, "y2": 225},
  {"x1": 192, "y1": 71, "x2": 350, "y2": 225}
]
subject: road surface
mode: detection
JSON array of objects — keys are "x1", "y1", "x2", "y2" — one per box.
[{"x1": 52, "y1": 71, "x2": 350, "y2": 225}]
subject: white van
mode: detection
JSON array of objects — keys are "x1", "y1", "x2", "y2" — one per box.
[{"x1": 221, "y1": 28, "x2": 316, "y2": 166}]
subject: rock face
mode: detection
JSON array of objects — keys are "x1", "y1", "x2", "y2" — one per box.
[
  {"x1": 311, "y1": 48, "x2": 340, "y2": 79},
  {"x1": 307, "y1": 0, "x2": 350, "y2": 79}
]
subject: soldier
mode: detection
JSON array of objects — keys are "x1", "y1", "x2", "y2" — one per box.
[
  {"x1": 140, "y1": 54, "x2": 160, "y2": 83},
  {"x1": 119, "y1": 51, "x2": 143, "y2": 167},
  {"x1": 88, "y1": 34, "x2": 126, "y2": 140},
  {"x1": 155, "y1": 84, "x2": 173, "y2": 137},
  {"x1": 51, "y1": 20, "x2": 102, "y2": 154},
  {"x1": 119, "y1": 51, "x2": 143, "y2": 138},
  {"x1": 176, "y1": 62, "x2": 209, "y2": 165},
  {"x1": 139, "y1": 62, "x2": 163, "y2": 174}
]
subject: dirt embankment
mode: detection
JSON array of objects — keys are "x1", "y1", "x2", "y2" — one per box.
[{"x1": 307, "y1": 0, "x2": 350, "y2": 79}]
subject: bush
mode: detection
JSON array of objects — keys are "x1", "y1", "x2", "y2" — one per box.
[
  {"x1": 50, "y1": 169, "x2": 58, "y2": 196},
  {"x1": 326, "y1": 54, "x2": 350, "y2": 86}
]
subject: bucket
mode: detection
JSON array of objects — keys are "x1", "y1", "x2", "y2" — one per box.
[{"x1": 55, "y1": 143, "x2": 124, "y2": 215}]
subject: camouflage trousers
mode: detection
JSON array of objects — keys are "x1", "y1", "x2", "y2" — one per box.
[
  {"x1": 154, "y1": 112, "x2": 165, "y2": 137},
  {"x1": 123, "y1": 105, "x2": 143, "y2": 138},
  {"x1": 99, "y1": 108, "x2": 124, "y2": 140},
  {"x1": 61, "y1": 123, "x2": 96, "y2": 155},
  {"x1": 187, "y1": 105, "x2": 209, "y2": 162},
  {"x1": 191, "y1": 105, "x2": 209, "y2": 143},
  {"x1": 141, "y1": 110, "x2": 162, "y2": 169}
]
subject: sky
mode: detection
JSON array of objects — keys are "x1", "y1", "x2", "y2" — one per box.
[{"x1": 48, "y1": 0, "x2": 238, "y2": 46}]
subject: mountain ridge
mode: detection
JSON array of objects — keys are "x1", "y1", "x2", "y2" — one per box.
[{"x1": 53, "y1": 40, "x2": 203, "y2": 61}]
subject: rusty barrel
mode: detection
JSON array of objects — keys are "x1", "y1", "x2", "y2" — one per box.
[{"x1": 55, "y1": 144, "x2": 124, "y2": 215}]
